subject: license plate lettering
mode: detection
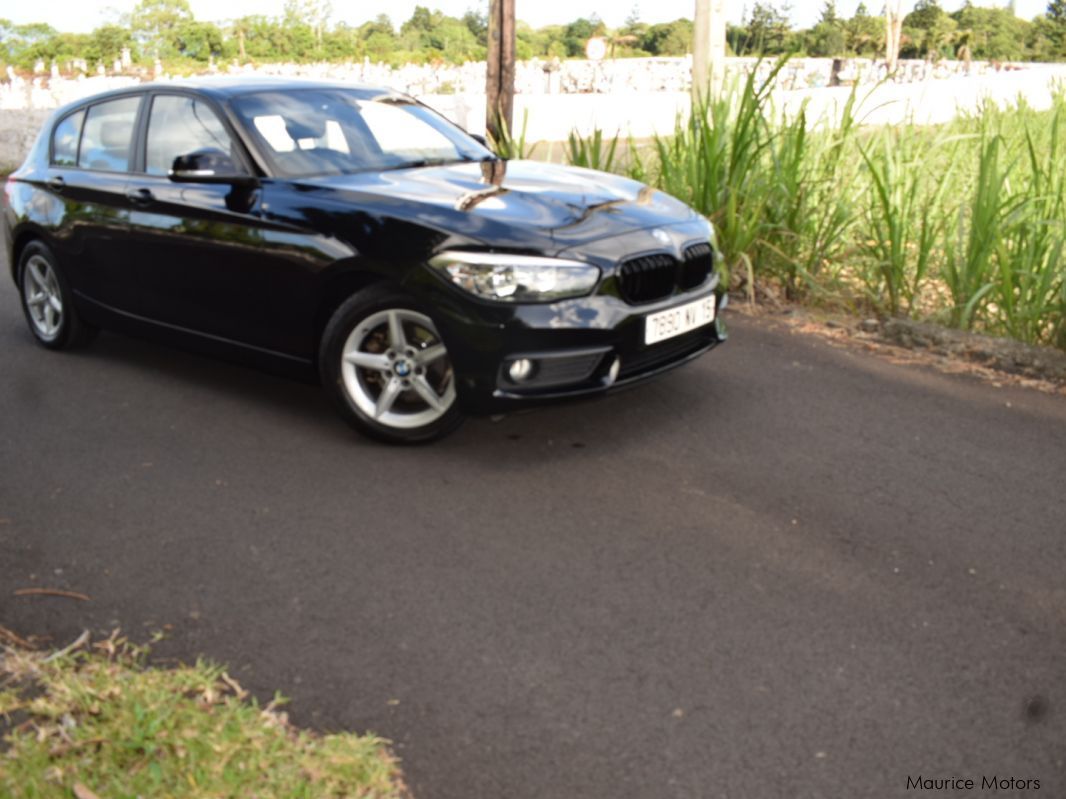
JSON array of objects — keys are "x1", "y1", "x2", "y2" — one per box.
[{"x1": 644, "y1": 295, "x2": 717, "y2": 345}]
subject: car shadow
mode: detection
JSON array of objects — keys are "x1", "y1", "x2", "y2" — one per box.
[{"x1": 6, "y1": 316, "x2": 727, "y2": 460}]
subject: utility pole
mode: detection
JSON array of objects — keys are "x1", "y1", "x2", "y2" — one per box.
[
  {"x1": 885, "y1": 0, "x2": 903, "y2": 73},
  {"x1": 486, "y1": 0, "x2": 516, "y2": 144},
  {"x1": 692, "y1": 0, "x2": 727, "y2": 102}
]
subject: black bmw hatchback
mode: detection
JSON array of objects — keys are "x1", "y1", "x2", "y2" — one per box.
[{"x1": 3, "y1": 78, "x2": 726, "y2": 442}]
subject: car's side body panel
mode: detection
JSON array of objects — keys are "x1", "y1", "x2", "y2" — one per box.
[{"x1": 3, "y1": 78, "x2": 726, "y2": 415}]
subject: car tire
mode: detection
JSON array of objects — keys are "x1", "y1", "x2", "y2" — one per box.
[
  {"x1": 319, "y1": 286, "x2": 465, "y2": 444},
  {"x1": 17, "y1": 241, "x2": 97, "y2": 350}
]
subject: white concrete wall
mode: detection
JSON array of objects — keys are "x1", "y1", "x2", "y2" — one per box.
[
  {"x1": 0, "y1": 110, "x2": 52, "y2": 170},
  {"x1": 427, "y1": 64, "x2": 1066, "y2": 139},
  {"x1": 3, "y1": 63, "x2": 1066, "y2": 169}
]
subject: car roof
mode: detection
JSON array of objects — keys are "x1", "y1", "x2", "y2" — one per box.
[{"x1": 51, "y1": 77, "x2": 403, "y2": 116}]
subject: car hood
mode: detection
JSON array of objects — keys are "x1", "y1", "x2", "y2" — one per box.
[{"x1": 296, "y1": 159, "x2": 701, "y2": 253}]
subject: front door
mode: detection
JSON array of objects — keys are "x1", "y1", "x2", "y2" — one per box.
[{"x1": 121, "y1": 92, "x2": 307, "y2": 357}]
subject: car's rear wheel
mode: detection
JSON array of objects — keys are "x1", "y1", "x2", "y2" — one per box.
[
  {"x1": 17, "y1": 241, "x2": 97, "y2": 350},
  {"x1": 319, "y1": 287, "x2": 464, "y2": 443}
]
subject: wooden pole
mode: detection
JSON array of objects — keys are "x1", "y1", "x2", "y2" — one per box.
[
  {"x1": 692, "y1": 0, "x2": 727, "y2": 102},
  {"x1": 486, "y1": 0, "x2": 516, "y2": 145},
  {"x1": 885, "y1": 0, "x2": 903, "y2": 73}
]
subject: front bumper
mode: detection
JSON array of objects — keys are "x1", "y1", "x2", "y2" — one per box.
[{"x1": 419, "y1": 273, "x2": 728, "y2": 414}]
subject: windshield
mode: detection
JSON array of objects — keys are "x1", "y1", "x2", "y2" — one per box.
[{"x1": 230, "y1": 88, "x2": 495, "y2": 178}]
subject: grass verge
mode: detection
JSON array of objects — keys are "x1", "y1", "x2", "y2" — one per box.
[
  {"x1": 0, "y1": 632, "x2": 409, "y2": 798},
  {"x1": 565, "y1": 60, "x2": 1066, "y2": 352}
]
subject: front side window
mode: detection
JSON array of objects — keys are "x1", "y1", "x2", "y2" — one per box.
[
  {"x1": 77, "y1": 96, "x2": 141, "y2": 173},
  {"x1": 146, "y1": 95, "x2": 237, "y2": 176},
  {"x1": 231, "y1": 89, "x2": 493, "y2": 178},
  {"x1": 52, "y1": 110, "x2": 85, "y2": 166}
]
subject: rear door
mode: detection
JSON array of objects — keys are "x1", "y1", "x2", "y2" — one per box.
[{"x1": 44, "y1": 94, "x2": 142, "y2": 311}]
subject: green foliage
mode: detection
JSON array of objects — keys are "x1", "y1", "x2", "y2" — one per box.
[
  {"x1": 5, "y1": 2, "x2": 1066, "y2": 71},
  {"x1": 844, "y1": 4, "x2": 884, "y2": 57},
  {"x1": 86, "y1": 25, "x2": 134, "y2": 65},
  {"x1": 805, "y1": 21, "x2": 846, "y2": 57},
  {"x1": 565, "y1": 127, "x2": 620, "y2": 172},
  {"x1": 488, "y1": 109, "x2": 538, "y2": 160},
  {"x1": 0, "y1": 639, "x2": 407, "y2": 798},
  {"x1": 129, "y1": 0, "x2": 194, "y2": 59},
  {"x1": 857, "y1": 127, "x2": 956, "y2": 315},
  {"x1": 563, "y1": 16, "x2": 607, "y2": 57},
  {"x1": 640, "y1": 19, "x2": 694, "y2": 56},
  {"x1": 569, "y1": 61, "x2": 1066, "y2": 348}
]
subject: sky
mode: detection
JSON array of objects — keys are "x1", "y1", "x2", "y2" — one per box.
[{"x1": 0, "y1": 0, "x2": 1051, "y2": 35}]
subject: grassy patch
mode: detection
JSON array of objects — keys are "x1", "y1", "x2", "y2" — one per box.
[
  {"x1": 0, "y1": 633, "x2": 409, "y2": 798},
  {"x1": 566, "y1": 62, "x2": 1066, "y2": 351}
]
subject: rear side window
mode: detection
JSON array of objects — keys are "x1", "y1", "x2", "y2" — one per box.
[
  {"x1": 52, "y1": 110, "x2": 85, "y2": 166},
  {"x1": 145, "y1": 95, "x2": 237, "y2": 176},
  {"x1": 77, "y1": 96, "x2": 141, "y2": 173}
]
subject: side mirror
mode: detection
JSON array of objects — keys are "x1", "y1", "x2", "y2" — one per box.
[{"x1": 169, "y1": 149, "x2": 256, "y2": 186}]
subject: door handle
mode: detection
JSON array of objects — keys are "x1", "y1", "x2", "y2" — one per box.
[
  {"x1": 47, "y1": 176, "x2": 65, "y2": 191},
  {"x1": 126, "y1": 187, "x2": 154, "y2": 205}
]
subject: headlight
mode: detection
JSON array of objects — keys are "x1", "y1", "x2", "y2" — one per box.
[{"x1": 428, "y1": 251, "x2": 601, "y2": 303}]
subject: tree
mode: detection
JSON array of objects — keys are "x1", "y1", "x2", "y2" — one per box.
[
  {"x1": 745, "y1": 2, "x2": 791, "y2": 54},
  {"x1": 462, "y1": 9, "x2": 488, "y2": 46},
  {"x1": 808, "y1": 1, "x2": 844, "y2": 56},
  {"x1": 129, "y1": 0, "x2": 194, "y2": 58},
  {"x1": 562, "y1": 16, "x2": 606, "y2": 57},
  {"x1": 951, "y1": 5, "x2": 1030, "y2": 61},
  {"x1": 1044, "y1": 0, "x2": 1066, "y2": 57},
  {"x1": 641, "y1": 19, "x2": 693, "y2": 56},
  {"x1": 904, "y1": 0, "x2": 946, "y2": 31},
  {"x1": 86, "y1": 25, "x2": 133, "y2": 65},
  {"x1": 901, "y1": 0, "x2": 957, "y2": 59},
  {"x1": 845, "y1": 3, "x2": 884, "y2": 56},
  {"x1": 807, "y1": 22, "x2": 845, "y2": 56},
  {"x1": 174, "y1": 20, "x2": 222, "y2": 60}
]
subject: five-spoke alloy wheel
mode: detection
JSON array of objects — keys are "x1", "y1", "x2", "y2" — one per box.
[
  {"x1": 320, "y1": 287, "x2": 463, "y2": 443},
  {"x1": 17, "y1": 241, "x2": 96, "y2": 350}
]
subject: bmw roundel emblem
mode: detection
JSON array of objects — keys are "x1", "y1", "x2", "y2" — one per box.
[
  {"x1": 652, "y1": 228, "x2": 671, "y2": 246},
  {"x1": 395, "y1": 360, "x2": 411, "y2": 377}
]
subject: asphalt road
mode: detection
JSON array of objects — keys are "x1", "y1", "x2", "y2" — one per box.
[{"x1": 2, "y1": 271, "x2": 1065, "y2": 799}]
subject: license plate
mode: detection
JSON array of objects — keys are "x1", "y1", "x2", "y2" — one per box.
[{"x1": 644, "y1": 295, "x2": 717, "y2": 345}]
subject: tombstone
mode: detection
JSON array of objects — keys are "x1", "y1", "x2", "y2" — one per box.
[
  {"x1": 113, "y1": 59, "x2": 122, "y2": 73},
  {"x1": 542, "y1": 57, "x2": 561, "y2": 94},
  {"x1": 154, "y1": 58, "x2": 163, "y2": 78},
  {"x1": 6, "y1": 66, "x2": 16, "y2": 82},
  {"x1": 33, "y1": 59, "x2": 45, "y2": 74},
  {"x1": 97, "y1": 62, "x2": 106, "y2": 76},
  {"x1": 121, "y1": 47, "x2": 132, "y2": 69}
]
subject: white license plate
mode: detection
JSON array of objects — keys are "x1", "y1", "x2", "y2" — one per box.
[{"x1": 644, "y1": 295, "x2": 717, "y2": 345}]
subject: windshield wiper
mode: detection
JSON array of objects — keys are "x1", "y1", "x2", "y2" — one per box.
[
  {"x1": 379, "y1": 158, "x2": 457, "y2": 171},
  {"x1": 379, "y1": 156, "x2": 493, "y2": 172}
]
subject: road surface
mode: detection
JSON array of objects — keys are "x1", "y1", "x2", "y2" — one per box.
[{"x1": 2, "y1": 274, "x2": 1064, "y2": 798}]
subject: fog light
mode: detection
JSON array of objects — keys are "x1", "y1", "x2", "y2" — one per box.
[
  {"x1": 508, "y1": 358, "x2": 535, "y2": 382},
  {"x1": 608, "y1": 357, "x2": 621, "y2": 384}
]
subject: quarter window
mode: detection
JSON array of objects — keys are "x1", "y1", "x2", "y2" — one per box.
[
  {"x1": 52, "y1": 110, "x2": 85, "y2": 166},
  {"x1": 146, "y1": 95, "x2": 237, "y2": 176},
  {"x1": 77, "y1": 96, "x2": 141, "y2": 173}
]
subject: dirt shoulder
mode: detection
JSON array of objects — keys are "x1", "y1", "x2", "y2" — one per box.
[{"x1": 729, "y1": 299, "x2": 1066, "y2": 397}]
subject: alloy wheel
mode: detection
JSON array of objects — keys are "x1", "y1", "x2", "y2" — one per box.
[
  {"x1": 340, "y1": 308, "x2": 456, "y2": 430},
  {"x1": 23, "y1": 255, "x2": 64, "y2": 341}
]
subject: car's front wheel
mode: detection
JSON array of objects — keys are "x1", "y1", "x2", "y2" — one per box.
[
  {"x1": 17, "y1": 241, "x2": 97, "y2": 350},
  {"x1": 319, "y1": 287, "x2": 464, "y2": 443}
]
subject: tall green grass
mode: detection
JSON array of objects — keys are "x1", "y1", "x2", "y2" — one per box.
[{"x1": 565, "y1": 64, "x2": 1066, "y2": 350}]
